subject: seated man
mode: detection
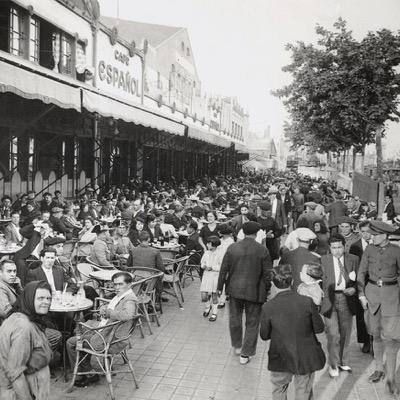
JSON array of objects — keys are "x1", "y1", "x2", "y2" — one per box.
[
  {"x1": 128, "y1": 231, "x2": 165, "y2": 273},
  {"x1": 66, "y1": 272, "x2": 138, "y2": 387},
  {"x1": 4, "y1": 211, "x2": 25, "y2": 246},
  {"x1": 91, "y1": 225, "x2": 115, "y2": 268},
  {"x1": 0, "y1": 259, "x2": 61, "y2": 351},
  {"x1": 0, "y1": 259, "x2": 23, "y2": 322}
]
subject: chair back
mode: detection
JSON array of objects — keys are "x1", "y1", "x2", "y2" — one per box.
[
  {"x1": 171, "y1": 255, "x2": 190, "y2": 275},
  {"x1": 86, "y1": 256, "x2": 114, "y2": 270},
  {"x1": 141, "y1": 271, "x2": 164, "y2": 295},
  {"x1": 76, "y1": 262, "x2": 95, "y2": 281},
  {"x1": 130, "y1": 277, "x2": 147, "y2": 296},
  {"x1": 159, "y1": 249, "x2": 179, "y2": 261},
  {"x1": 127, "y1": 266, "x2": 161, "y2": 279}
]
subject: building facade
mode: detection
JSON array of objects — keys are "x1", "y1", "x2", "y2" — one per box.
[{"x1": 0, "y1": 0, "x2": 249, "y2": 199}]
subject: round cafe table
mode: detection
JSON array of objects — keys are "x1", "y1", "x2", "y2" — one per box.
[
  {"x1": 0, "y1": 245, "x2": 22, "y2": 258},
  {"x1": 50, "y1": 297, "x2": 93, "y2": 381},
  {"x1": 89, "y1": 269, "x2": 124, "y2": 282}
]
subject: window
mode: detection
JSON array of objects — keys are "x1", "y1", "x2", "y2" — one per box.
[
  {"x1": 60, "y1": 33, "x2": 73, "y2": 75},
  {"x1": 29, "y1": 17, "x2": 39, "y2": 62},
  {"x1": 186, "y1": 47, "x2": 190, "y2": 57},
  {"x1": 9, "y1": 7, "x2": 24, "y2": 57},
  {"x1": 28, "y1": 137, "x2": 34, "y2": 180},
  {"x1": 9, "y1": 136, "x2": 18, "y2": 171},
  {"x1": 181, "y1": 41, "x2": 184, "y2": 52},
  {"x1": 232, "y1": 122, "x2": 234, "y2": 136}
]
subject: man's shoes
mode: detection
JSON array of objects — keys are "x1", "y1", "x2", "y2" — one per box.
[
  {"x1": 328, "y1": 366, "x2": 339, "y2": 378},
  {"x1": 368, "y1": 370, "x2": 385, "y2": 383},
  {"x1": 234, "y1": 347, "x2": 242, "y2": 356},
  {"x1": 239, "y1": 355, "x2": 250, "y2": 365},
  {"x1": 217, "y1": 303, "x2": 225, "y2": 309},
  {"x1": 209, "y1": 314, "x2": 217, "y2": 322},
  {"x1": 361, "y1": 342, "x2": 371, "y2": 354},
  {"x1": 339, "y1": 365, "x2": 352, "y2": 373},
  {"x1": 385, "y1": 380, "x2": 400, "y2": 395}
]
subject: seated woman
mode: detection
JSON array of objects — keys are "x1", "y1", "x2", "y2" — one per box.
[
  {"x1": 77, "y1": 218, "x2": 97, "y2": 259},
  {"x1": 128, "y1": 217, "x2": 146, "y2": 247},
  {"x1": 61, "y1": 205, "x2": 82, "y2": 239},
  {"x1": 77, "y1": 203, "x2": 92, "y2": 224},
  {"x1": 90, "y1": 225, "x2": 115, "y2": 268},
  {"x1": 0, "y1": 281, "x2": 53, "y2": 400},
  {"x1": 66, "y1": 272, "x2": 138, "y2": 387}
]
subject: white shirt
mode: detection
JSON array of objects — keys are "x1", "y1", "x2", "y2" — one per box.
[
  {"x1": 361, "y1": 238, "x2": 369, "y2": 251},
  {"x1": 271, "y1": 199, "x2": 278, "y2": 219},
  {"x1": 41, "y1": 266, "x2": 56, "y2": 292},
  {"x1": 333, "y1": 256, "x2": 346, "y2": 290},
  {"x1": 237, "y1": 229, "x2": 266, "y2": 244}
]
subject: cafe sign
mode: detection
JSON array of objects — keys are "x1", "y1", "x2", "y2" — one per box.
[{"x1": 96, "y1": 30, "x2": 142, "y2": 103}]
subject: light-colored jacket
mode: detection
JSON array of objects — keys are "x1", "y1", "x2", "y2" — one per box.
[
  {"x1": 91, "y1": 238, "x2": 114, "y2": 267},
  {"x1": 0, "y1": 280, "x2": 21, "y2": 321}
]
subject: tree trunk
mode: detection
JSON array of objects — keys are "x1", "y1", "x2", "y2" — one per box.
[
  {"x1": 352, "y1": 147, "x2": 357, "y2": 172},
  {"x1": 376, "y1": 127, "x2": 384, "y2": 181},
  {"x1": 342, "y1": 151, "x2": 346, "y2": 173},
  {"x1": 327, "y1": 151, "x2": 331, "y2": 167},
  {"x1": 360, "y1": 144, "x2": 365, "y2": 174}
]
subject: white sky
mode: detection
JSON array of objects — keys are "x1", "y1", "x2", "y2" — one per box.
[{"x1": 99, "y1": 0, "x2": 400, "y2": 157}]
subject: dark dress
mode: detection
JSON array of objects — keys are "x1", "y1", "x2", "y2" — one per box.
[{"x1": 199, "y1": 224, "x2": 219, "y2": 244}]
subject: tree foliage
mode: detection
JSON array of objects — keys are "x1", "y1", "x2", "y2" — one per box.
[{"x1": 274, "y1": 19, "x2": 400, "y2": 154}]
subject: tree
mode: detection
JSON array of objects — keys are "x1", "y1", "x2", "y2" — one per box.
[{"x1": 274, "y1": 19, "x2": 400, "y2": 176}]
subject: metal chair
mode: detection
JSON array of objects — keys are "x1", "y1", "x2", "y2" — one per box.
[
  {"x1": 181, "y1": 250, "x2": 202, "y2": 288},
  {"x1": 136, "y1": 272, "x2": 164, "y2": 334},
  {"x1": 86, "y1": 256, "x2": 116, "y2": 270},
  {"x1": 67, "y1": 313, "x2": 141, "y2": 400},
  {"x1": 162, "y1": 255, "x2": 189, "y2": 309}
]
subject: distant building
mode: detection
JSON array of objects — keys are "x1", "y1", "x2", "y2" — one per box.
[{"x1": 243, "y1": 128, "x2": 278, "y2": 170}]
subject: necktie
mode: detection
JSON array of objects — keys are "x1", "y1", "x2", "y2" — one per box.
[{"x1": 337, "y1": 257, "x2": 346, "y2": 286}]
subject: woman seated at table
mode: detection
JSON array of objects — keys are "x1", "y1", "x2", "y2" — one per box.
[
  {"x1": 0, "y1": 281, "x2": 53, "y2": 400},
  {"x1": 128, "y1": 217, "x2": 146, "y2": 247},
  {"x1": 112, "y1": 221, "x2": 134, "y2": 261},
  {"x1": 66, "y1": 272, "x2": 138, "y2": 387},
  {"x1": 77, "y1": 203, "x2": 92, "y2": 224},
  {"x1": 145, "y1": 214, "x2": 163, "y2": 243},
  {"x1": 61, "y1": 205, "x2": 83, "y2": 239},
  {"x1": 77, "y1": 218, "x2": 97, "y2": 259}
]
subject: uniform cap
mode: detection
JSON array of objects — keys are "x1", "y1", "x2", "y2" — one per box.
[
  {"x1": 259, "y1": 201, "x2": 272, "y2": 211},
  {"x1": 338, "y1": 216, "x2": 356, "y2": 225},
  {"x1": 368, "y1": 220, "x2": 397, "y2": 235}
]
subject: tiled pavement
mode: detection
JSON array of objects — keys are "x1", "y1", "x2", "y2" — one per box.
[{"x1": 51, "y1": 279, "x2": 400, "y2": 400}]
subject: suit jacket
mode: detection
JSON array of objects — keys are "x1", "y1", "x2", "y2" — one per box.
[
  {"x1": 14, "y1": 231, "x2": 42, "y2": 259},
  {"x1": 384, "y1": 201, "x2": 396, "y2": 221},
  {"x1": 91, "y1": 238, "x2": 114, "y2": 267},
  {"x1": 320, "y1": 253, "x2": 359, "y2": 318},
  {"x1": 349, "y1": 239, "x2": 364, "y2": 260},
  {"x1": 3, "y1": 223, "x2": 24, "y2": 245},
  {"x1": 26, "y1": 264, "x2": 74, "y2": 291},
  {"x1": 278, "y1": 194, "x2": 293, "y2": 216},
  {"x1": 50, "y1": 216, "x2": 72, "y2": 239},
  {"x1": 229, "y1": 214, "x2": 254, "y2": 236},
  {"x1": 279, "y1": 247, "x2": 320, "y2": 290},
  {"x1": 0, "y1": 280, "x2": 22, "y2": 320},
  {"x1": 129, "y1": 244, "x2": 165, "y2": 272},
  {"x1": 145, "y1": 225, "x2": 163, "y2": 243},
  {"x1": 217, "y1": 237, "x2": 272, "y2": 303},
  {"x1": 260, "y1": 291, "x2": 325, "y2": 374},
  {"x1": 272, "y1": 199, "x2": 287, "y2": 231},
  {"x1": 326, "y1": 200, "x2": 348, "y2": 227},
  {"x1": 185, "y1": 232, "x2": 203, "y2": 264}
]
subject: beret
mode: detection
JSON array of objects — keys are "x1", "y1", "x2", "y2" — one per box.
[
  {"x1": 242, "y1": 221, "x2": 261, "y2": 235},
  {"x1": 259, "y1": 201, "x2": 272, "y2": 211},
  {"x1": 368, "y1": 220, "x2": 397, "y2": 235},
  {"x1": 296, "y1": 228, "x2": 317, "y2": 242}
]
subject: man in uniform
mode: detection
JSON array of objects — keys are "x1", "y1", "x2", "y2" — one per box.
[{"x1": 357, "y1": 221, "x2": 400, "y2": 394}]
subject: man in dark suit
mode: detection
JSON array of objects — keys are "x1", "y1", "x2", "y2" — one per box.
[
  {"x1": 279, "y1": 228, "x2": 320, "y2": 290},
  {"x1": 229, "y1": 204, "x2": 252, "y2": 238},
  {"x1": 349, "y1": 220, "x2": 372, "y2": 354},
  {"x1": 326, "y1": 193, "x2": 348, "y2": 235},
  {"x1": 321, "y1": 234, "x2": 359, "y2": 377},
  {"x1": 268, "y1": 187, "x2": 287, "y2": 234},
  {"x1": 184, "y1": 220, "x2": 203, "y2": 268},
  {"x1": 383, "y1": 195, "x2": 396, "y2": 222},
  {"x1": 26, "y1": 247, "x2": 75, "y2": 291},
  {"x1": 260, "y1": 264, "x2": 325, "y2": 399},
  {"x1": 217, "y1": 221, "x2": 272, "y2": 365}
]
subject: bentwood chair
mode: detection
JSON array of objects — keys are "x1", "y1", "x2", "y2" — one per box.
[
  {"x1": 162, "y1": 255, "x2": 190, "y2": 309},
  {"x1": 67, "y1": 314, "x2": 141, "y2": 400},
  {"x1": 181, "y1": 250, "x2": 202, "y2": 288}
]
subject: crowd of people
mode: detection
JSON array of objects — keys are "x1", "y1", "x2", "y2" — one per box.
[{"x1": 0, "y1": 170, "x2": 399, "y2": 399}]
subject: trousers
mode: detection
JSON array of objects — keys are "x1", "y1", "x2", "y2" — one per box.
[
  {"x1": 229, "y1": 297, "x2": 262, "y2": 357},
  {"x1": 324, "y1": 293, "x2": 353, "y2": 367},
  {"x1": 270, "y1": 371, "x2": 315, "y2": 400}
]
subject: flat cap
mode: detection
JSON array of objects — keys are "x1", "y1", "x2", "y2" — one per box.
[
  {"x1": 304, "y1": 201, "x2": 318, "y2": 210},
  {"x1": 242, "y1": 221, "x2": 261, "y2": 235},
  {"x1": 338, "y1": 216, "x2": 356, "y2": 225},
  {"x1": 296, "y1": 228, "x2": 317, "y2": 242},
  {"x1": 368, "y1": 220, "x2": 397, "y2": 235},
  {"x1": 259, "y1": 201, "x2": 272, "y2": 211}
]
